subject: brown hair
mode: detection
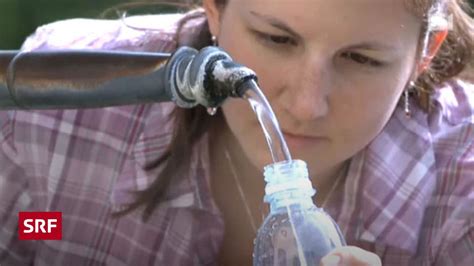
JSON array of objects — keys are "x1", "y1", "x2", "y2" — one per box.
[
  {"x1": 406, "y1": 0, "x2": 474, "y2": 110},
  {"x1": 116, "y1": 0, "x2": 474, "y2": 221}
]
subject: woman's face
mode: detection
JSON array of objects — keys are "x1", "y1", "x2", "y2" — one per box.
[{"x1": 205, "y1": 0, "x2": 422, "y2": 176}]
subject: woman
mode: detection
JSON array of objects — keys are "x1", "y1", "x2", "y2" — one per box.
[{"x1": 0, "y1": 0, "x2": 473, "y2": 265}]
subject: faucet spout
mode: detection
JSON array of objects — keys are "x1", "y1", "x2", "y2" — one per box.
[{"x1": 166, "y1": 46, "x2": 257, "y2": 108}]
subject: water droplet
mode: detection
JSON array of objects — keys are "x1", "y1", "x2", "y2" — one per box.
[{"x1": 207, "y1": 107, "x2": 217, "y2": 116}]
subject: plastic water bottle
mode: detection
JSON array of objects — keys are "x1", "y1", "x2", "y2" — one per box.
[{"x1": 253, "y1": 160, "x2": 346, "y2": 266}]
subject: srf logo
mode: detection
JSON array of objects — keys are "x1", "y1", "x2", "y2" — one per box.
[{"x1": 18, "y1": 212, "x2": 62, "y2": 240}]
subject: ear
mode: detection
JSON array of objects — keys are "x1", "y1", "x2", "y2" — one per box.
[
  {"x1": 416, "y1": 29, "x2": 448, "y2": 75},
  {"x1": 203, "y1": 0, "x2": 222, "y2": 37}
]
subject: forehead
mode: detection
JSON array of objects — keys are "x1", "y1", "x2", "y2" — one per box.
[
  {"x1": 232, "y1": 0, "x2": 420, "y2": 26},
  {"x1": 229, "y1": 0, "x2": 422, "y2": 45}
]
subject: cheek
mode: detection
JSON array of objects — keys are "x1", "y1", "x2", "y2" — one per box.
[{"x1": 335, "y1": 72, "x2": 407, "y2": 146}]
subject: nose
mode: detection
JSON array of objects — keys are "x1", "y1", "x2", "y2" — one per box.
[{"x1": 280, "y1": 57, "x2": 330, "y2": 122}]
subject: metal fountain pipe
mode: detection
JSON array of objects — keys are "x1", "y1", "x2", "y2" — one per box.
[
  {"x1": 0, "y1": 50, "x2": 170, "y2": 109},
  {"x1": 0, "y1": 46, "x2": 257, "y2": 110}
]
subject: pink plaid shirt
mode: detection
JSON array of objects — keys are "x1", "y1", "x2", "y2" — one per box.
[{"x1": 1, "y1": 10, "x2": 473, "y2": 265}]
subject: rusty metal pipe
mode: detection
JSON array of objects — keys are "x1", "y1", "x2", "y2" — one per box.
[
  {"x1": 0, "y1": 50, "x2": 171, "y2": 109},
  {"x1": 0, "y1": 47, "x2": 257, "y2": 110}
]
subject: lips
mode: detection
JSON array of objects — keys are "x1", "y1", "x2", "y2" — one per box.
[{"x1": 282, "y1": 131, "x2": 329, "y2": 150}]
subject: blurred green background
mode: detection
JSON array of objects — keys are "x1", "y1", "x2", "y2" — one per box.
[
  {"x1": 0, "y1": 0, "x2": 191, "y2": 49},
  {"x1": 0, "y1": 0, "x2": 473, "y2": 49},
  {"x1": 0, "y1": 0, "x2": 129, "y2": 49}
]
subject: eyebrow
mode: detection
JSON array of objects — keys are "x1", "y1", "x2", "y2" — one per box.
[
  {"x1": 348, "y1": 42, "x2": 398, "y2": 51},
  {"x1": 249, "y1": 11, "x2": 302, "y2": 40}
]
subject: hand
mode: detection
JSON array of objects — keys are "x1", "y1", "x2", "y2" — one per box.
[{"x1": 320, "y1": 246, "x2": 382, "y2": 266}]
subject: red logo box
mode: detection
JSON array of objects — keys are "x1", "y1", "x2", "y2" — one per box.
[{"x1": 18, "y1": 212, "x2": 62, "y2": 240}]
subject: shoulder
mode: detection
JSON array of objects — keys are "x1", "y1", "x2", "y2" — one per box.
[
  {"x1": 431, "y1": 79, "x2": 474, "y2": 126},
  {"x1": 429, "y1": 79, "x2": 473, "y2": 179},
  {"x1": 429, "y1": 78, "x2": 473, "y2": 207},
  {"x1": 20, "y1": 13, "x2": 187, "y2": 52},
  {"x1": 423, "y1": 79, "x2": 473, "y2": 263},
  {"x1": 1, "y1": 103, "x2": 176, "y2": 162}
]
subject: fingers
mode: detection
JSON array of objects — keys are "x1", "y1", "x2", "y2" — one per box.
[{"x1": 320, "y1": 246, "x2": 382, "y2": 266}]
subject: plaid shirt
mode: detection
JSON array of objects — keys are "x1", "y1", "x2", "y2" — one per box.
[{"x1": 1, "y1": 11, "x2": 473, "y2": 266}]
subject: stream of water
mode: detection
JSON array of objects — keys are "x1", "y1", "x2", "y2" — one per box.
[{"x1": 242, "y1": 80, "x2": 292, "y2": 163}]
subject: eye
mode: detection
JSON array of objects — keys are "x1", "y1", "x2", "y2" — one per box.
[
  {"x1": 267, "y1": 35, "x2": 292, "y2": 44},
  {"x1": 340, "y1": 52, "x2": 383, "y2": 67},
  {"x1": 253, "y1": 31, "x2": 297, "y2": 46}
]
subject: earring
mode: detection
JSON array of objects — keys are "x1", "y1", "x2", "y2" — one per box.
[
  {"x1": 404, "y1": 81, "x2": 417, "y2": 118},
  {"x1": 404, "y1": 86, "x2": 411, "y2": 118},
  {"x1": 211, "y1": 35, "x2": 218, "y2": 46}
]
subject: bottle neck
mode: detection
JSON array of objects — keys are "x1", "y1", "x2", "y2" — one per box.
[{"x1": 267, "y1": 189, "x2": 316, "y2": 214}]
